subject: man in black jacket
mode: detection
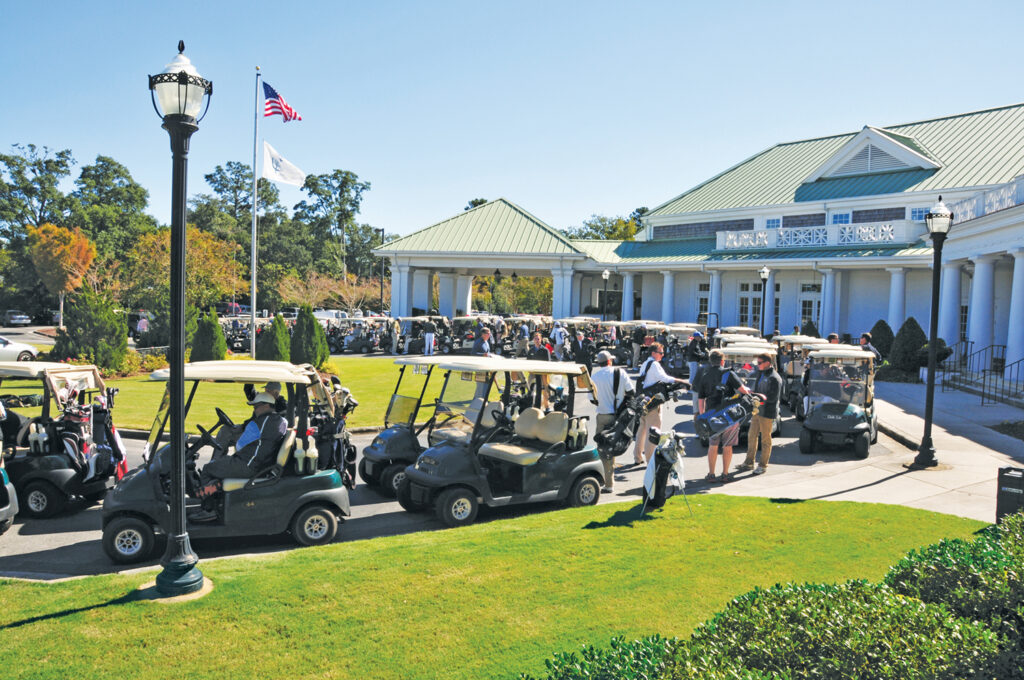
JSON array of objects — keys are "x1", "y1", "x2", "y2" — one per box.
[{"x1": 736, "y1": 352, "x2": 783, "y2": 475}]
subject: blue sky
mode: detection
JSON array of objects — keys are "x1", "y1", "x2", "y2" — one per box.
[{"x1": 3, "y1": 0, "x2": 1024, "y2": 237}]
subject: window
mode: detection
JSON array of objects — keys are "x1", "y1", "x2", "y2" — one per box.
[
  {"x1": 910, "y1": 207, "x2": 928, "y2": 222},
  {"x1": 766, "y1": 218, "x2": 781, "y2": 229},
  {"x1": 831, "y1": 213, "x2": 851, "y2": 225},
  {"x1": 698, "y1": 283, "x2": 709, "y2": 319},
  {"x1": 739, "y1": 283, "x2": 750, "y2": 292},
  {"x1": 801, "y1": 283, "x2": 822, "y2": 293},
  {"x1": 959, "y1": 305, "x2": 968, "y2": 343}
]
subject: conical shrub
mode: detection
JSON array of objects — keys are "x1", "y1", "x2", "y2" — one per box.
[
  {"x1": 256, "y1": 314, "x2": 290, "y2": 361},
  {"x1": 869, "y1": 319, "x2": 895, "y2": 359},
  {"x1": 191, "y1": 307, "x2": 227, "y2": 362},
  {"x1": 290, "y1": 304, "x2": 329, "y2": 368},
  {"x1": 890, "y1": 317, "x2": 928, "y2": 372}
]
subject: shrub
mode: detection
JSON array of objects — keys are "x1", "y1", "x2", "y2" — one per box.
[
  {"x1": 869, "y1": 319, "x2": 895, "y2": 358},
  {"x1": 520, "y1": 635, "x2": 678, "y2": 680},
  {"x1": 256, "y1": 314, "x2": 290, "y2": 361},
  {"x1": 137, "y1": 292, "x2": 198, "y2": 350},
  {"x1": 191, "y1": 307, "x2": 227, "y2": 362},
  {"x1": 142, "y1": 352, "x2": 168, "y2": 372},
  {"x1": 800, "y1": 319, "x2": 819, "y2": 337},
  {"x1": 916, "y1": 337, "x2": 954, "y2": 368},
  {"x1": 665, "y1": 580, "x2": 1005, "y2": 680},
  {"x1": 51, "y1": 289, "x2": 128, "y2": 372},
  {"x1": 889, "y1": 317, "x2": 928, "y2": 372},
  {"x1": 290, "y1": 304, "x2": 329, "y2": 368},
  {"x1": 876, "y1": 362, "x2": 921, "y2": 383}
]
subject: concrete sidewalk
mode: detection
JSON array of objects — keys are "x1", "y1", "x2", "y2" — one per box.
[{"x1": 705, "y1": 383, "x2": 1023, "y2": 524}]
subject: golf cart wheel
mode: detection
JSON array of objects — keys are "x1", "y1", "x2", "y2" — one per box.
[
  {"x1": 103, "y1": 517, "x2": 155, "y2": 564},
  {"x1": 290, "y1": 504, "x2": 338, "y2": 547},
  {"x1": 20, "y1": 480, "x2": 65, "y2": 518},
  {"x1": 380, "y1": 464, "x2": 407, "y2": 498},
  {"x1": 0, "y1": 517, "x2": 12, "y2": 536},
  {"x1": 568, "y1": 475, "x2": 601, "y2": 508},
  {"x1": 17, "y1": 351, "x2": 33, "y2": 362},
  {"x1": 396, "y1": 477, "x2": 428, "y2": 513},
  {"x1": 798, "y1": 429, "x2": 814, "y2": 455},
  {"x1": 358, "y1": 458, "x2": 378, "y2": 486},
  {"x1": 441, "y1": 344, "x2": 450, "y2": 355},
  {"x1": 854, "y1": 432, "x2": 870, "y2": 459},
  {"x1": 871, "y1": 423, "x2": 878, "y2": 444},
  {"x1": 794, "y1": 397, "x2": 805, "y2": 421},
  {"x1": 360, "y1": 345, "x2": 370, "y2": 354},
  {"x1": 435, "y1": 487, "x2": 478, "y2": 528}
]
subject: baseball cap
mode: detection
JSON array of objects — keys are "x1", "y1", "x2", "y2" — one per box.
[
  {"x1": 693, "y1": 331, "x2": 703, "y2": 338},
  {"x1": 595, "y1": 350, "x2": 612, "y2": 363},
  {"x1": 264, "y1": 381, "x2": 282, "y2": 393},
  {"x1": 247, "y1": 392, "x2": 277, "y2": 406}
]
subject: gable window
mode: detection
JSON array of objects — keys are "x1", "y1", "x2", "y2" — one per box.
[
  {"x1": 765, "y1": 218, "x2": 781, "y2": 229},
  {"x1": 910, "y1": 207, "x2": 928, "y2": 222},
  {"x1": 831, "y1": 213, "x2": 851, "y2": 225}
]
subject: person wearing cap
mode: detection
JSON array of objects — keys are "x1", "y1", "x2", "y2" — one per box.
[
  {"x1": 197, "y1": 391, "x2": 289, "y2": 498},
  {"x1": 685, "y1": 331, "x2": 709, "y2": 415},
  {"x1": 244, "y1": 381, "x2": 286, "y2": 414},
  {"x1": 590, "y1": 350, "x2": 631, "y2": 492}
]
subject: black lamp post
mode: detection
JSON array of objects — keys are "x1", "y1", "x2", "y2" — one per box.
[
  {"x1": 510, "y1": 271, "x2": 518, "y2": 313},
  {"x1": 377, "y1": 227, "x2": 385, "y2": 315},
  {"x1": 492, "y1": 269, "x2": 502, "y2": 313},
  {"x1": 601, "y1": 269, "x2": 610, "y2": 321},
  {"x1": 148, "y1": 41, "x2": 211, "y2": 596},
  {"x1": 910, "y1": 196, "x2": 953, "y2": 469},
  {"x1": 758, "y1": 265, "x2": 770, "y2": 336}
]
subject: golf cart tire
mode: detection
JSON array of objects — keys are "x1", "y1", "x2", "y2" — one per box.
[
  {"x1": 290, "y1": 504, "x2": 339, "y2": 547},
  {"x1": 0, "y1": 518, "x2": 12, "y2": 536},
  {"x1": 794, "y1": 397, "x2": 805, "y2": 421},
  {"x1": 567, "y1": 475, "x2": 601, "y2": 508},
  {"x1": 435, "y1": 487, "x2": 478, "y2": 528},
  {"x1": 854, "y1": 432, "x2": 870, "y2": 459},
  {"x1": 798, "y1": 429, "x2": 814, "y2": 455},
  {"x1": 441, "y1": 345, "x2": 450, "y2": 355},
  {"x1": 396, "y1": 477, "x2": 429, "y2": 513},
  {"x1": 103, "y1": 516, "x2": 156, "y2": 564},
  {"x1": 358, "y1": 458, "x2": 378, "y2": 486},
  {"x1": 871, "y1": 424, "x2": 878, "y2": 444},
  {"x1": 380, "y1": 464, "x2": 407, "y2": 498},
  {"x1": 20, "y1": 480, "x2": 65, "y2": 518},
  {"x1": 17, "y1": 351, "x2": 33, "y2": 362},
  {"x1": 360, "y1": 345, "x2": 369, "y2": 354}
]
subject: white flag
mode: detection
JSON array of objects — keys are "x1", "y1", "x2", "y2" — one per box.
[{"x1": 262, "y1": 141, "x2": 306, "y2": 186}]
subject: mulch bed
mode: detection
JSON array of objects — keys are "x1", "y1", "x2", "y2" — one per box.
[{"x1": 991, "y1": 420, "x2": 1024, "y2": 442}]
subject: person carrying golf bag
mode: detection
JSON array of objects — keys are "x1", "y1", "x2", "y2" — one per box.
[{"x1": 590, "y1": 351, "x2": 632, "y2": 492}]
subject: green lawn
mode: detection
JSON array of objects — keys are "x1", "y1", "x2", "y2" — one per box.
[{"x1": 0, "y1": 496, "x2": 984, "y2": 680}]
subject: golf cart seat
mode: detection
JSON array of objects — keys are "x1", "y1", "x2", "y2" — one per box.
[
  {"x1": 429, "y1": 398, "x2": 501, "y2": 446},
  {"x1": 478, "y1": 407, "x2": 567, "y2": 466},
  {"x1": 221, "y1": 428, "x2": 296, "y2": 492}
]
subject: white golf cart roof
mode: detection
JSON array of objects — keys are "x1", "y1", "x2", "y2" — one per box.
[
  {"x1": 719, "y1": 333, "x2": 768, "y2": 345},
  {"x1": 720, "y1": 345, "x2": 772, "y2": 357},
  {"x1": 0, "y1": 361, "x2": 79, "y2": 379},
  {"x1": 774, "y1": 334, "x2": 819, "y2": 344},
  {"x1": 721, "y1": 326, "x2": 761, "y2": 336},
  {"x1": 436, "y1": 357, "x2": 589, "y2": 376},
  {"x1": 724, "y1": 343, "x2": 774, "y2": 352},
  {"x1": 808, "y1": 348, "x2": 876, "y2": 361},
  {"x1": 149, "y1": 360, "x2": 317, "y2": 384}
]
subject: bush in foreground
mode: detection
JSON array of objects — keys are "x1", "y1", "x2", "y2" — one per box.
[
  {"x1": 869, "y1": 319, "x2": 895, "y2": 358},
  {"x1": 520, "y1": 635, "x2": 678, "y2": 680}
]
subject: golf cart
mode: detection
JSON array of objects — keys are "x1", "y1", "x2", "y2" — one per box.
[
  {"x1": 0, "y1": 362, "x2": 124, "y2": 518},
  {"x1": 443, "y1": 316, "x2": 482, "y2": 354},
  {"x1": 798, "y1": 348, "x2": 877, "y2": 459},
  {"x1": 400, "y1": 358, "x2": 603, "y2": 527},
  {"x1": 697, "y1": 347, "x2": 782, "y2": 448},
  {"x1": 101, "y1": 360, "x2": 358, "y2": 564},
  {"x1": 771, "y1": 335, "x2": 819, "y2": 413},
  {"x1": 721, "y1": 326, "x2": 762, "y2": 338},
  {"x1": 0, "y1": 454, "x2": 18, "y2": 534}
]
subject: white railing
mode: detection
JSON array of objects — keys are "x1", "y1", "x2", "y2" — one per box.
[
  {"x1": 950, "y1": 175, "x2": 1024, "y2": 225},
  {"x1": 717, "y1": 220, "x2": 922, "y2": 250}
]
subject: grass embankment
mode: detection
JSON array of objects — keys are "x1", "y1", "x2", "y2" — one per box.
[
  {"x1": 0, "y1": 496, "x2": 983, "y2": 680},
  {"x1": 3, "y1": 356, "x2": 437, "y2": 432}
]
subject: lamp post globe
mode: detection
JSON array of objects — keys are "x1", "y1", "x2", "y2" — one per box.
[
  {"x1": 911, "y1": 196, "x2": 953, "y2": 470},
  {"x1": 601, "y1": 270, "x2": 610, "y2": 322},
  {"x1": 149, "y1": 41, "x2": 211, "y2": 596},
  {"x1": 758, "y1": 266, "x2": 770, "y2": 337}
]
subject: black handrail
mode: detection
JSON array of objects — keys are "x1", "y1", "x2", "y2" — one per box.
[
  {"x1": 981, "y1": 353, "x2": 1024, "y2": 406},
  {"x1": 940, "y1": 339, "x2": 974, "y2": 393}
]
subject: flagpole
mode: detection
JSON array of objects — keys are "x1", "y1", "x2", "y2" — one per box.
[{"x1": 250, "y1": 66, "x2": 261, "y2": 357}]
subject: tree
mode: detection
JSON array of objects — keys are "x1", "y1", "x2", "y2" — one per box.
[
  {"x1": 869, "y1": 319, "x2": 895, "y2": 359},
  {"x1": 290, "y1": 304, "x2": 329, "y2": 368},
  {"x1": 191, "y1": 307, "x2": 227, "y2": 361},
  {"x1": 293, "y1": 169, "x2": 371, "y2": 277},
  {"x1": 0, "y1": 144, "x2": 75, "y2": 239},
  {"x1": 890, "y1": 317, "x2": 929, "y2": 372},
  {"x1": 801, "y1": 319, "x2": 820, "y2": 337},
  {"x1": 204, "y1": 161, "x2": 280, "y2": 223},
  {"x1": 256, "y1": 314, "x2": 290, "y2": 361},
  {"x1": 465, "y1": 198, "x2": 487, "y2": 210},
  {"x1": 562, "y1": 214, "x2": 640, "y2": 241},
  {"x1": 137, "y1": 295, "x2": 199, "y2": 350},
  {"x1": 51, "y1": 289, "x2": 128, "y2": 371},
  {"x1": 68, "y1": 155, "x2": 157, "y2": 257},
  {"x1": 26, "y1": 223, "x2": 97, "y2": 328}
]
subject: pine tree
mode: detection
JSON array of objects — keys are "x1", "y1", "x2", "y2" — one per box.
[
  {"x1": 290, "y1": 304, "x2": 329, "y2": 368},
  {"x1": 136, "y1": 289, "x2": 199, "y2": 350},
  {"x1": 256, "y1": 314, "x2": 290, "y2": 361},
  {"x1": 890, "y1": 317, "x2": 928, "y2": 372},
  {"x1": 801, "y1": 319, "x2": 820, "y2": 337},
  {"x1": 869, "y1": 319, "x2": 895, "y2": 359},
  {"x1": 191, "y1": 307, "x2": 227, "y2": 362},
  {"x1": 51, "y1": 289, "x2": 128, "y2": 371}
]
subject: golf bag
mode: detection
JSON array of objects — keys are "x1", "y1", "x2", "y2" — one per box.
[
  {"x1": 642, "y1": 429, "x2": 686, "y2": 511},
  {"x1": 695, "y1": 393, "x2": 753, "y2": 439},
  {"x1": 594, "y1": 392, "x2": 643, "y2": 458}
]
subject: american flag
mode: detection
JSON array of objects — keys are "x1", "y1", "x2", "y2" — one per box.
[{"x1": 263, "y1": 82, "x2": 302, "y2": 122}]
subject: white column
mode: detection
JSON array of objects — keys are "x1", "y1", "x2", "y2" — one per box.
[
  {"x1": 1006, "y1": 250, "x2": 1024, "y2": 369},
  {"x1": 570, "y1": 273, "x2": 582, "y2": 315},
  {"x1": 550, "y1": 268, "x2": 573, "y2": 320},
  {"x1": 620, "y1": 272, "x2": 635, "y2": 321},
  {"x1": 938, "y1": 262, "x2": 962, "y2": 345},
  {"x1": 708, "y1": 270, "x2": 722, "y2": 323},
  {"x1": 886, "y1": 267, "x2": 906, "y2": 330},
  {"x1": 455, "y1": 275, "x2": 474, "y2": 316},
  {"x1": 968, "y1": 255, "x2": 997, "y2": 350},
  {"x1": 763, "y1": 269, "x2": 776, "y2": 333},
  {"x1": 411, "y1": 269, "x2": 432, "y2": 314},
  {"x1": 390, "y1": 263, "x2": 409, "y2": 317},
  {"x1": 820, "y1": 269, "x2": 836, "y2": 335},
  {"x1": 660, "y1": 270, "x2": 675, "y2": 323},
  {"x1": 437, "y1": 272, "x2": 456, "y2": 318}
]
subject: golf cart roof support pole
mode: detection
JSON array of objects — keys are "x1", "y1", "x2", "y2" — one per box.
[{"x1": 412, "y1": 365, "x2": 434, "y2": 425}]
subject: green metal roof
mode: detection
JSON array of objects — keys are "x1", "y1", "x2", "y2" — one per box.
[
  {"x1": 380, "y1": 198, "x2": 583, "y2": 255},
  {"x1": 650, "y1": 103, "x2": 1024, "y2": 216},
  {"x1": 571, "y1": 237, "x2": 931, "y2": 265}
]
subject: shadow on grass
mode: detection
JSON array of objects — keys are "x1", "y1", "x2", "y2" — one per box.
[
  {"x1": 2, "y1": 590, "x2": 142, "y2": 630},
  {"x1": 582, "y1": 503, "x2": 661, "y2": 530}
]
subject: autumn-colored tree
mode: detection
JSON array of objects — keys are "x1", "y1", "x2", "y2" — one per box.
[{"x1": 27, "y1": 223, "x2": 97, "y2": 328}]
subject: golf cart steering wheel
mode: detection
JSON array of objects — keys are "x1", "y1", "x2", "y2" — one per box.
[
  {"x1": 195, "y1": 424, "x2": 224, "y2": 455},
  {"x1": 214, "y1": 407, "x2": 235, "y2": 430}
]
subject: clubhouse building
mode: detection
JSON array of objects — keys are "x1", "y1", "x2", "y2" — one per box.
[{"x1": 376, "y1": 103, "x2": 1024, "y2": 370}]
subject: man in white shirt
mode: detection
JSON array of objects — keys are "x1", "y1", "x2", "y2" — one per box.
[
  {"x1": 632, "y1": 342, "x2": 688, "y2": 466},
  {"x1": 550, "y1": 322, "x2": 567, "y2": 360},
  {"x1": 590, "y1": 351, "x2": 631, "y2": 492}
]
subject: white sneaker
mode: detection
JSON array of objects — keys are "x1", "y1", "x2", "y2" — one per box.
[
  {"x1": 752, "y1": 466, "x2": 766, "y2": 475},
  {"x1": 602, "y1": 486, "x2": 614, "y2": 493}
]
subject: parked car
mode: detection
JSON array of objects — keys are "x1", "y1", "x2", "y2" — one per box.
[
  {"x1": 281, "y1": 307, "x2": 300, "y2": 320},
  {"x1": 0, "y1": 336, "x2": 37, "y2": 362},
  {"x1": 3, "y1": 310, "x2": 31, "y2": 327}
]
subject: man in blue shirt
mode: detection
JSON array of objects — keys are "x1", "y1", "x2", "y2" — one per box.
[
  {"x1": 472, "y1": 328, "x2": 494, "y2": 356},
  {"x1": 198, "y1": 392, "x2": 289, "y2": 494}
]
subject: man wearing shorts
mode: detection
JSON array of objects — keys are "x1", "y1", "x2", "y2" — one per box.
[{"x1": 695, "y1": 349, "x2": 750, "y2": 483}]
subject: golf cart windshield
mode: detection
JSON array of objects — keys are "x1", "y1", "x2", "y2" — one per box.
[
  {"x1": 807, "y1": 357, "x2": 871, "y2": 407},
  {"x1": 386, "y1": 356, "x2": 448, "y2": 427}
]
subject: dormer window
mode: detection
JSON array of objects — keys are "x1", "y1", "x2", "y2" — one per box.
[
  {"x1": 910, "y1": 207, "x2": 928, "y2": 222},
  {"x1": 831, "y1": 213, "x2": 851, "y2": 225},
  {"x1": 766, "y1": 218, "x2": 781, "y2": 229},
  {"x1": 831, "y1": 144, "x2": 910, "y2": 176},
  {"x1": 802, "y1": 126, "x2": 941, "y2": 184}
]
